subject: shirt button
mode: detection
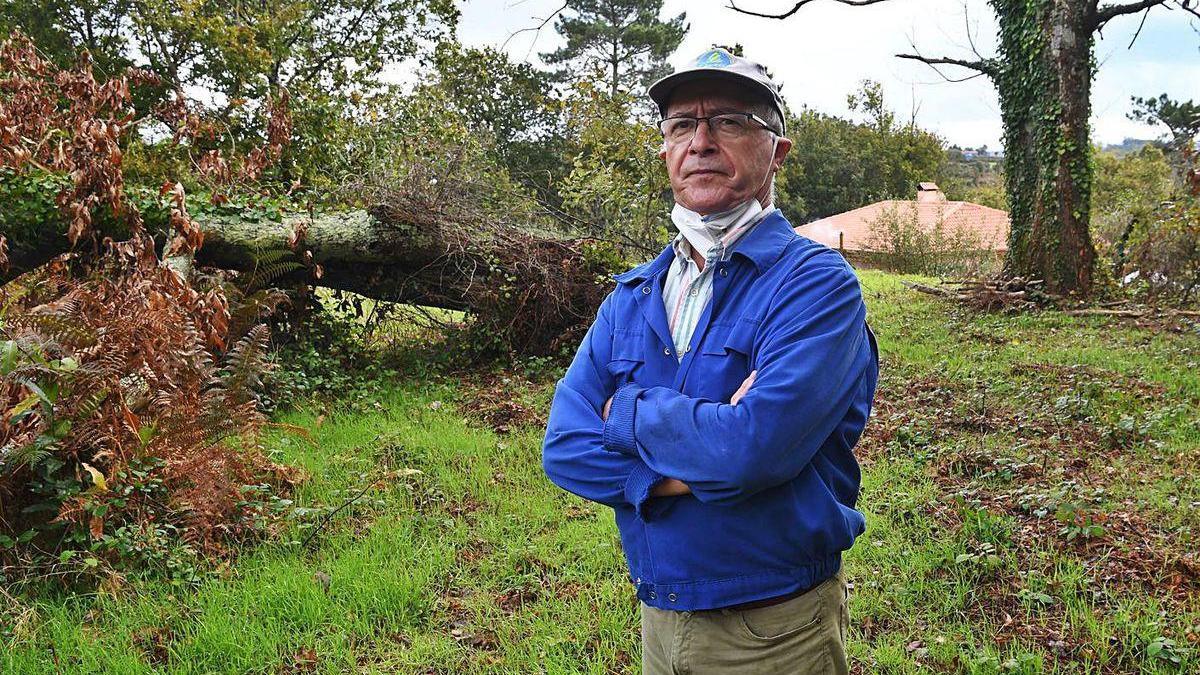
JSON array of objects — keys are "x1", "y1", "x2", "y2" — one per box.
[
  {"x1": 668, "y1": 593, "x2": 678, "y2": 602},
  {"x1": 689, "y1": 288, "x2": 698, "y2": 296},
  {"x1": 642, "y1": 286, "x2": 651, "y2": 295}
]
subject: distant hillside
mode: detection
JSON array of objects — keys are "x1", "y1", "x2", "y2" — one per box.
[{"x1": 1101, "y1": 138, "x2": 1157, "y2": 157}]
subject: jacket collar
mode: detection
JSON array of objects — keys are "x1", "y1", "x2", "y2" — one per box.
[{"x1": 612, "y1": 209, "x2": 795, "y2": 285}]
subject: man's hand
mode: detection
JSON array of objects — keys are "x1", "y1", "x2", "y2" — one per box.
[
  {"x1": 732, "y1": 370, "x2": 757, "y2": 405},
  {"x1": 602, "y1": 370, "x2": 756, "y2": 500}
]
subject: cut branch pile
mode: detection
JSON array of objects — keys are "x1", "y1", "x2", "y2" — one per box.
[{"x1": 902, "y1": 277, "x2": 1059, "y2": 312}]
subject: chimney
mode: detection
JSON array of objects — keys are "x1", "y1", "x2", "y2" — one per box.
[{"x1": 916, "y1": 182, "x2": 946, "y2": 204}]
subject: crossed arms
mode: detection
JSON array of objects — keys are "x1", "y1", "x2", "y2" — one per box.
[{"x1": 541, "y1": 260, "x2": 872, "y2": 519}]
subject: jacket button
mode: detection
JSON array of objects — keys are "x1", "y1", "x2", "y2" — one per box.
[
  {"x1": 649, "y1": 591, "x2": 657, "y2": 599},
  {"x1": 719, "y1": 267, "x2": 728, "y2": 277},
  {"x1": 642, "y1": 286, "x2": 651, "y2": 294},
  {"x1": 663, "y1": 347, "x2": 671, "y2": 356},
  {"x1": 635, "y1": 577, "x2": 641, "y2": 584},
  {"x1": 668, "y1": 593, "x2": 678, "y2": 602}
]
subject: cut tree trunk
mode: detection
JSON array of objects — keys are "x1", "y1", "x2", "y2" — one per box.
[
  {"x1": 4, "y1": 208, "x2": 477, "y2": 310},
  {"x1": 1, "y1": 173, "x2": 615, "y2": 355},
  {"x1": 994, "y1": 0, "x2": 1097, "y2": 296}
]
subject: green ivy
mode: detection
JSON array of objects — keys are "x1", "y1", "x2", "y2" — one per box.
[{"x1": 990, "y1": 0, "x2": 1098, "y2": 295}]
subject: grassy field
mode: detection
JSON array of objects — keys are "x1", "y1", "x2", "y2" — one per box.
[{"x1": 3, "y1": 270, "x2": 1198, "y2": 673}]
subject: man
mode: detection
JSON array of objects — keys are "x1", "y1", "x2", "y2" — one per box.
[{"x1": 542, "y1": 47, "x2": 878, "y2": 673}]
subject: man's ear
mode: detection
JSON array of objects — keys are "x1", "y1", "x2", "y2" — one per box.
[{"x1": 772, "y1": 136, "x2": 793, "y2": 171}]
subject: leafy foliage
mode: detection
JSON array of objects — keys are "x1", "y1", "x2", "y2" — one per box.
[
  {"x1": 1130, "y1": 94, "x2": 1200, "y2": 152},
  {"x1": 864, "y1": 201, "x2": 999, "y2": 277},
  {"x1": 775, "y1": 82, "x2": 948, "y2": 223},
  {"x1": 1091, "y1": 145, "x2": 1174, "y2": 274},
  {"x1": 542, "y1": 0, "x2": 686, "y2": 98},
  {"x1": 1, "y1": 0, "x2": 458, "y2": 192},
  {"x1": 559, "y1": 76, "x2": 669, "y2": 256},
  {"x1": 0, "y1": 253, "x2": 294, "y2": 586}
]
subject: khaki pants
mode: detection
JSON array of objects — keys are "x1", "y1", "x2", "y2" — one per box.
[{"x1": 640, "y1": 570, "x2": 849, "y2": 674}]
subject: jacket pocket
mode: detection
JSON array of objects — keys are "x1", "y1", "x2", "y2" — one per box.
[
  {"x1": 700, "y1": 316, "x2": 759, "y2": 358},
  {"x1": 606, "y1": 330, "x2": 645, "y2": 384}
]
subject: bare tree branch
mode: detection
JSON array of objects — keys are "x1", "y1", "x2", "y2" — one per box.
[
  {"x1": 1127, "y1": 8, "x2": 1153, "y2": 47},
  {"x1": 962, "y1": 1, "x2": 990, "y2": 63},
  {"x1": 727, "y1": 0, "x2": 894, "y2": 20},
  {"x1": 896, "y1": 53, "x2": 997, "y2": 82},
  {"x1": 1093, "y1": 0, "x2": 1171, "y2": 29},
  {"x1": 502, "y1": 0, "x2": 569, "y2": 53}
]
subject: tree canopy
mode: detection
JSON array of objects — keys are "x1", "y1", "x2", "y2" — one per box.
[{"x1": 542, "y1": 0, "x2": 686, "y2": 97}]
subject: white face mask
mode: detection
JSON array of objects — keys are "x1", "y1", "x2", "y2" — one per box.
[
  {"x1": 671, "y1": 199, "x2": 763, "y2": 257},
  {"x1": 670, "y1": 134, "x2": 779, "y2": 257}
]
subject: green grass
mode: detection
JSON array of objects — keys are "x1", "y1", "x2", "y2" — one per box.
[{"x1": 4, "y1": 270, "x2": 1198, "y2": 673}]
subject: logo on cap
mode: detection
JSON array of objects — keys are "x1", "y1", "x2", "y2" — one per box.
[{"x1": 696, "y1": 49, "x2": 733, "y2": 68}]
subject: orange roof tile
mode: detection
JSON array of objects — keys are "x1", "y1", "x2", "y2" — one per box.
[{"x1": 797, "y1": 199, "x2": 1010, "y2": 252}]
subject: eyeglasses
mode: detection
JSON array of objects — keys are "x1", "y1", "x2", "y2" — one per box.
[{"x1": 657, "y1": 113, "x2": 776, "y2": 144}]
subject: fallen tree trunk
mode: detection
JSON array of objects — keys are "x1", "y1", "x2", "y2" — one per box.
[
  {"x1": 6, "y1": 208, "x2": 481, "y2": 311},
  {"x1": 198, "y1": 208, "x2": 478, "y2": 312},
  {"x1": 2, "y1": 196, "x2": 615, "y2": 356}
]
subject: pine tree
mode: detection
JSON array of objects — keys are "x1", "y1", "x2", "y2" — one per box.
[{"x1": 542, "y1": 0, "x2": 687, "y2": 97}]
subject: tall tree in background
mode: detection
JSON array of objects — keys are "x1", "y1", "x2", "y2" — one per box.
[
  {"x1": 732, "y1": 0, "x2": 1200, "y2": 298},
  {"x1": 1131, "y1": 94, "x2": 1200, "y2": 150},
  {"x1": 0, "y1": 0, "x2": 460, "y2": 186},
  {"x1": 542, "y1": 0, "x2": 687, "y2": 97},
  {"x1": 776, "y1": 81, "x2": 947, "y2": 223}
]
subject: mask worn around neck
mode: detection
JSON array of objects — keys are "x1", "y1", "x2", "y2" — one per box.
[
  {"x1": 669, "y1": 134, "x2": 779, "y2": 258},
  {"x1": 671, "y1": 199, "x2": 762, "y2": 257}
]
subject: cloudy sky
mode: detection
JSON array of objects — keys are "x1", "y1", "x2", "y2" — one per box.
[{"x1": 456, "y1": 0, "x2": 1200, "y2": 149}]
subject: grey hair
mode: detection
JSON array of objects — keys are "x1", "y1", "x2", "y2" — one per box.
[
  {"x1": 745, "y1": 99, "x2": 784, "y2": 137},
  {"x1": 746, "y1": 99, "x2": 783, "y2": 204}
]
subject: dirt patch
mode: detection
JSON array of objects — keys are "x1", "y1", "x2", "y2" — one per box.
[
  {"x1": 457, "y1": 373, "x2": 546, "y2": 435},
  {"x1": 131, "y1": 626, "x2": 174, "y2": 667}
]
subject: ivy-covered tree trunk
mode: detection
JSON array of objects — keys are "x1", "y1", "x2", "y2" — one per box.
[{"x1": 993, "y1": 0, "x2": 1097, "y2": 296}]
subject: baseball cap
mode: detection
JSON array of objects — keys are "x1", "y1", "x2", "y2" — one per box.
[{"x1": 648, "y1": 48, "x2": 787, "y2": 134}]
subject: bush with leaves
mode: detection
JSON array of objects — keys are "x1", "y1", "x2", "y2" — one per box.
[
  {"x1": 1120, "y1": 144, "x2": 1200, "y2": 306},
  {"x1": 559, "y1": 75, "x2": 670, "y2": 258},
  {"x1": 0, "y1": 29, "x2": 298, "y2": 588},
  {"x1": 865, "y1": 202, "x2": 999, "y2": 277},
  {"x1": 0, "y1": 250, "x2": 297, "y2": 587}
]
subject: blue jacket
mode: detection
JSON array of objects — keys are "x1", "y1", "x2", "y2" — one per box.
[{"x1": 541, "y1": 210, "x2": 878, "y2": 611}]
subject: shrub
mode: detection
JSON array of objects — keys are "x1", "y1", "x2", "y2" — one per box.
[
  {"x1": 865, "y1": 202, "x2": 1000, "y2": 277},
  {"x1": 0, "y1": 248, "x2": 293, "y2": 587},
  {"x1": 1123, "y1": 145, "x2": 1200, "y2": 306},
  {"x1": 1124, "y1": 199, "x2": 1200, "y2": 306}
]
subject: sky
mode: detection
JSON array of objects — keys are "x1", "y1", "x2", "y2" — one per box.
[{"x1": 454, "y1": 0, "x2": 1200, "y2": 150}]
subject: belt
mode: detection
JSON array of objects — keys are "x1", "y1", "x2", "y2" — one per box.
[{"x1": 721, "y1": 577, "x2": 825, "y2": 612}]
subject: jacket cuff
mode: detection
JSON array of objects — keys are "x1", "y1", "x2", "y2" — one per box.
[
  {"x1": 603, "y1": 383, "x2": 641, "y2": 456},
  {"x1": 624, "y1": 462, "x2": 666, "y2": 521}
]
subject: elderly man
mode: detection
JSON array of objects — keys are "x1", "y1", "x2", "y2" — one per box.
[{"x1": 542, "y1": 48, "x2": 878, "y2": 673}]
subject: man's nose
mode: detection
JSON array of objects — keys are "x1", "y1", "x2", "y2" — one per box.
[{"x1": 687, "y1": 119, "x2": 717, "y2": 155}]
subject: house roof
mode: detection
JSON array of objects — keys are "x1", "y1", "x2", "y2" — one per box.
[{"x1": 796, "y1": 194, "x2": 1011, "y2": 253}]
